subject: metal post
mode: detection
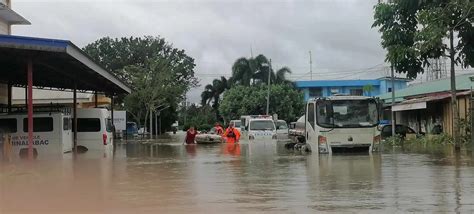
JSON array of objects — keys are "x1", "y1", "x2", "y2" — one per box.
[
  {"x1": 7, "y1": 82, "x2": 12, "y2": 113},
  {"x1": 94, "y1": 91, "x2": 98, "y2": 108},
  {"x1": 149, "y1": 108, "x2": 153, "y2": 139},
  {"x1": 27, "y1": 59, "x2": 33, "y2": 159},
  {"x1": 73, "y1": 83, "x2": 77, "y2": 154},
  {"x1": 391, "y1": 65, "x2": 396, "y2": 138},
  {"x1": 309, "y1": 51, "x2": 313, "y2": 80},
  {"x1": 159, "y1": 113, "x2": 162, "y2": 135},
  {"x1": 266, "y1": 59, "x2": 272, "y2": 115},
  {"x1": 111, "y1": 95, "x2": 115, "y2": 141},
  {"x1": 155, "y1": 110, "x2": 158, "y2": 137}
]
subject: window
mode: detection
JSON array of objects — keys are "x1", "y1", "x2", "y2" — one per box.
[
  {"x1": 73, "y1": 118, "x2": 101, "y2": 132},
  {"x1": 388, "y1": 87, "x2": 392, "y2": 92},
  {"x1": 309, "y1": 88, "x2": 322, "y2": 97},
  {"x1": 330, "y1": 88, "x2": 339, "y2": 94},
  {"x1": 350, "y1": 89, "x2": 363, "y2": 96},
  {"x1": 106, "y1": 118, "x2": 114, "y2": 132},
  {"x1": 23, "y1": 117, "x2": 53, "y2": 132},
  {"x1": 0, "y1": 118, "x2": 17, "y2": 133},
  {"x1": 249, "y1": 120, "x2": 275, "y2": 131},
  {"x1": 307, "y1": 102, "x2": 315, "y2": 130},
  {"x1": 63, "y1": 118, "x2": 71, "y2": 131}
]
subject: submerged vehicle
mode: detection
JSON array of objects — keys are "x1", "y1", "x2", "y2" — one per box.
[
  {"x1": 275, "y1": 120, "x2": 289, "y2": 140},
  {"x1": 241, "y1": 115, "x2": 277, "y2": 141},
  {"x1": 229, "y1": 120, "x2": 242, "y2": 132},
  {"x1": 305, "y1": 96, "x2": 381, "y2": 153},
  {"x1": 0, "y1": 111, "x2": 73, "y2": 159}
]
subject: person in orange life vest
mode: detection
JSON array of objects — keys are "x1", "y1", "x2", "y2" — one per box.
[
  {"x1": 214, "y1": 122, "x2": 224, "y2": 135},
  {"x1": 224, "y1": 123, "x2": 240, "y2": 143}
]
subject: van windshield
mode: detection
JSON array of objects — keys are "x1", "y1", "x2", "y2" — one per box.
[
  {"x1": 249, "y1": 120, "x2": 275, "y2": 131},
  {"x1": 233, "y1": 121, "x2": 242, "y2": 127}
]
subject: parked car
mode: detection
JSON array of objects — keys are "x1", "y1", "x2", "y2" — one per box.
[
  {"x1": 125, "y1": 122, "x2": 139, "y2": 138},
  {"x1": 379, "y1": 124, "x2": 424, "y2": 140}
]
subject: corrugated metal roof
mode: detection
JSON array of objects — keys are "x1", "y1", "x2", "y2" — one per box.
[{"x1": 379, "y1": 73, "x2": 474, "y2": 104}]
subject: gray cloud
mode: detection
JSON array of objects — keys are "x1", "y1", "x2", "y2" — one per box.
[{"x1": 13, "y1": 0, "x2": 386, "y2": 102}]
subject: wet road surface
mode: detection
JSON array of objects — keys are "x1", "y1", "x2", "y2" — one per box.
[{"x1": 1, "y1": 132, "x2": 474, "y2": 213}]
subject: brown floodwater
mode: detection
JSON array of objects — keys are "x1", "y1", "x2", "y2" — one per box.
[{"x1": 1, "y1": 132, "x2": 474, "y2": 213}]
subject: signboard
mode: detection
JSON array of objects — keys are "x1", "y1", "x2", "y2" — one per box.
[{"x1": 113, "y1": 111, "x2": 127, "y2": 131}]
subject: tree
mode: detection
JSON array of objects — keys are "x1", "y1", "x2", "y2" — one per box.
[
  {"x1": 124, "y1": 57, "x2": 186, "y2": 132},
  {"x1": 83, "y1": 36, "x2": 198, "y2": 132},
  {"x1": 363, "y1": 84, "x2": 374, "y2": 96},
  {"x1": 219, "y1": 84, "x2": 304, "y2": 123},
  {"x1": 201, "y1": 76, "x2": 230, "y2": 121},
  {"x1": 373, "y1": 0, "x2": 474, "y2": 149},
  {"x1": 178, "y1": 104, "x2": 215, "y2": 131},
  {"x1": 83, "y1": 36, "x2": 198, "y2": 96},
  {"x1": 231, "y1": 54, "x2": 293, "y2": 86}
]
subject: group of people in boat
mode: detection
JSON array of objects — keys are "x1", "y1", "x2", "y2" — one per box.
[{"x1": 185, "y1": 122, "x2": 241, "y2": 144}]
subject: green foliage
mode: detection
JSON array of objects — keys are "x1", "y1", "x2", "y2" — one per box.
[
  {"x1": 83, "y1": 36, "x2": 198, "y2": 89},
  {"x1": 383, "y1": 134, "x2": 453, "y2": 147},
  {"x1": 83, "y1": 36, "x2": 198, "y2": 131},
  {"x1": 201, "y1": 76, "x2": 230, "y2": 121},
  {"x1": 179, "y1": 104, "x2": 215, "y2": 131},
  {"x1": 219, "y1": 84, "x2": 304, "y2": 123},
  {"x1": 372, "y1": 0, "x2": 474, "y2": 78},
  {"x1": 231, "y1": 54, "x2": 293, "y2": 86}
]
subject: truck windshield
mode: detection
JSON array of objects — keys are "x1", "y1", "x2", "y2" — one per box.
[
  {"x1": 249, "y1": 120, "x2": 275, "y2": 131},
  {"x1": 317, "y1": 99, "x2": 378, "y2": 128}
]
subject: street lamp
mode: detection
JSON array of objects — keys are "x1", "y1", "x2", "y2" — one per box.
[{"x1": 261, "y1": 60, "x2": 272, "y2": 115}]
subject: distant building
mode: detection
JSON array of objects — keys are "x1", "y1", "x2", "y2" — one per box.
[
  {"x1": 0, "y1": 0, "x2": 30, "y2": 105},
  {"x1": 0, "y1": 0, "x2": 30, "y2": 35},
  {"x1": 295, "y1": 77, "x2": 410, "y2": 101},
  {"x1": 379, "y1": 73, "x2": 474, "y2": 136}
]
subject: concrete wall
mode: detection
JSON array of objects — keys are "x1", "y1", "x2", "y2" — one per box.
[
  {"x1": 379, "y1": 79, "x2": 408, "y2": 94},
  {"x1": 0, "y1": 20, "x2": 8, "y2": 34}
]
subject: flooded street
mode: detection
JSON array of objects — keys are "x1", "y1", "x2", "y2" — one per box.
[{"x1": 1, "y1": 132, "x2": 474, "y2": 213}]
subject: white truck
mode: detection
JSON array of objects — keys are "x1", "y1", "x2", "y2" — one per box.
[{"x1": 304, "y1": 96, "x2": 381, "y2": 153}]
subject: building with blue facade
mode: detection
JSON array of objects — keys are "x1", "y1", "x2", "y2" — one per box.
[{"x1": 295, "y1": 77, "x2": 410, "y2": 101}]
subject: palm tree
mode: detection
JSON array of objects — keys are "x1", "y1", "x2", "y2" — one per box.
[
  {"x1": 231, "y1": 54, "x2": 273, "y2": 86},
  {"x1": 201, "y1": 76, "x2": 230, "y2": 121},
  {"x1": 275, "y1": 67, "x2": 292, "y2": 85},
  {"x1": 231, "y1": 54, "x2": 294, "y2": 86}
]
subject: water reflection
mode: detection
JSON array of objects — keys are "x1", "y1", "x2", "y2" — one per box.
[{"x1": 1, "y1": 136, "x2": 474, "y2": 213}]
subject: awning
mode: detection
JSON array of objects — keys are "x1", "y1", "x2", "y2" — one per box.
[
  {"x1": 392, "y1": 102, "x2": 426, "y2": 111},
  {"x1": 0, "y1": 3, "x2": 30, "y2": 25},
  {"x1": 391, "y1": 90, "x2": 472, "y2": 111},
  {"x1": 0, "y1": 35, "x2": 131, "y2": 94}
]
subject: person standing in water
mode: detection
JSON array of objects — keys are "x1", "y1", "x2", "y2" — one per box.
[
  {"x1": 214, "y1": 122, "x2": 224, "y2": 135},
  {"x1": 224, "y1": 123, "x2": 240, "y2": 143},
  {"x1": 185, "y1": 126, "x2": 198, "y2": 144}
]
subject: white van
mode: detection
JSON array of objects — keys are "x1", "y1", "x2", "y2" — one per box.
[
  {"x1": 247, "y1": 118, "x2": 277, "y2": 141},
  {"x1": 75, "y1": 108, "x2": 113, "y2": 152},
  {"x1": 0, "y1": 112, "x2": 73, "y2": 159}
]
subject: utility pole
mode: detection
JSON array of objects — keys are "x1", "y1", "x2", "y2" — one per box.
[
  {"x1": 391, "y1": 65, "x2": 396, "y2": 139},
  {"x1": 309, "y1": 51, "x2": 313, "y2": 80},
  {"x1": 266, "y1": 59, "x2": 272, "y2": 115}
]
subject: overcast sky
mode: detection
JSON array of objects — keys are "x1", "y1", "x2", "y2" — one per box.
[{"x1": 13, "y1": 0, "x2": 387, "y2": 102}]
